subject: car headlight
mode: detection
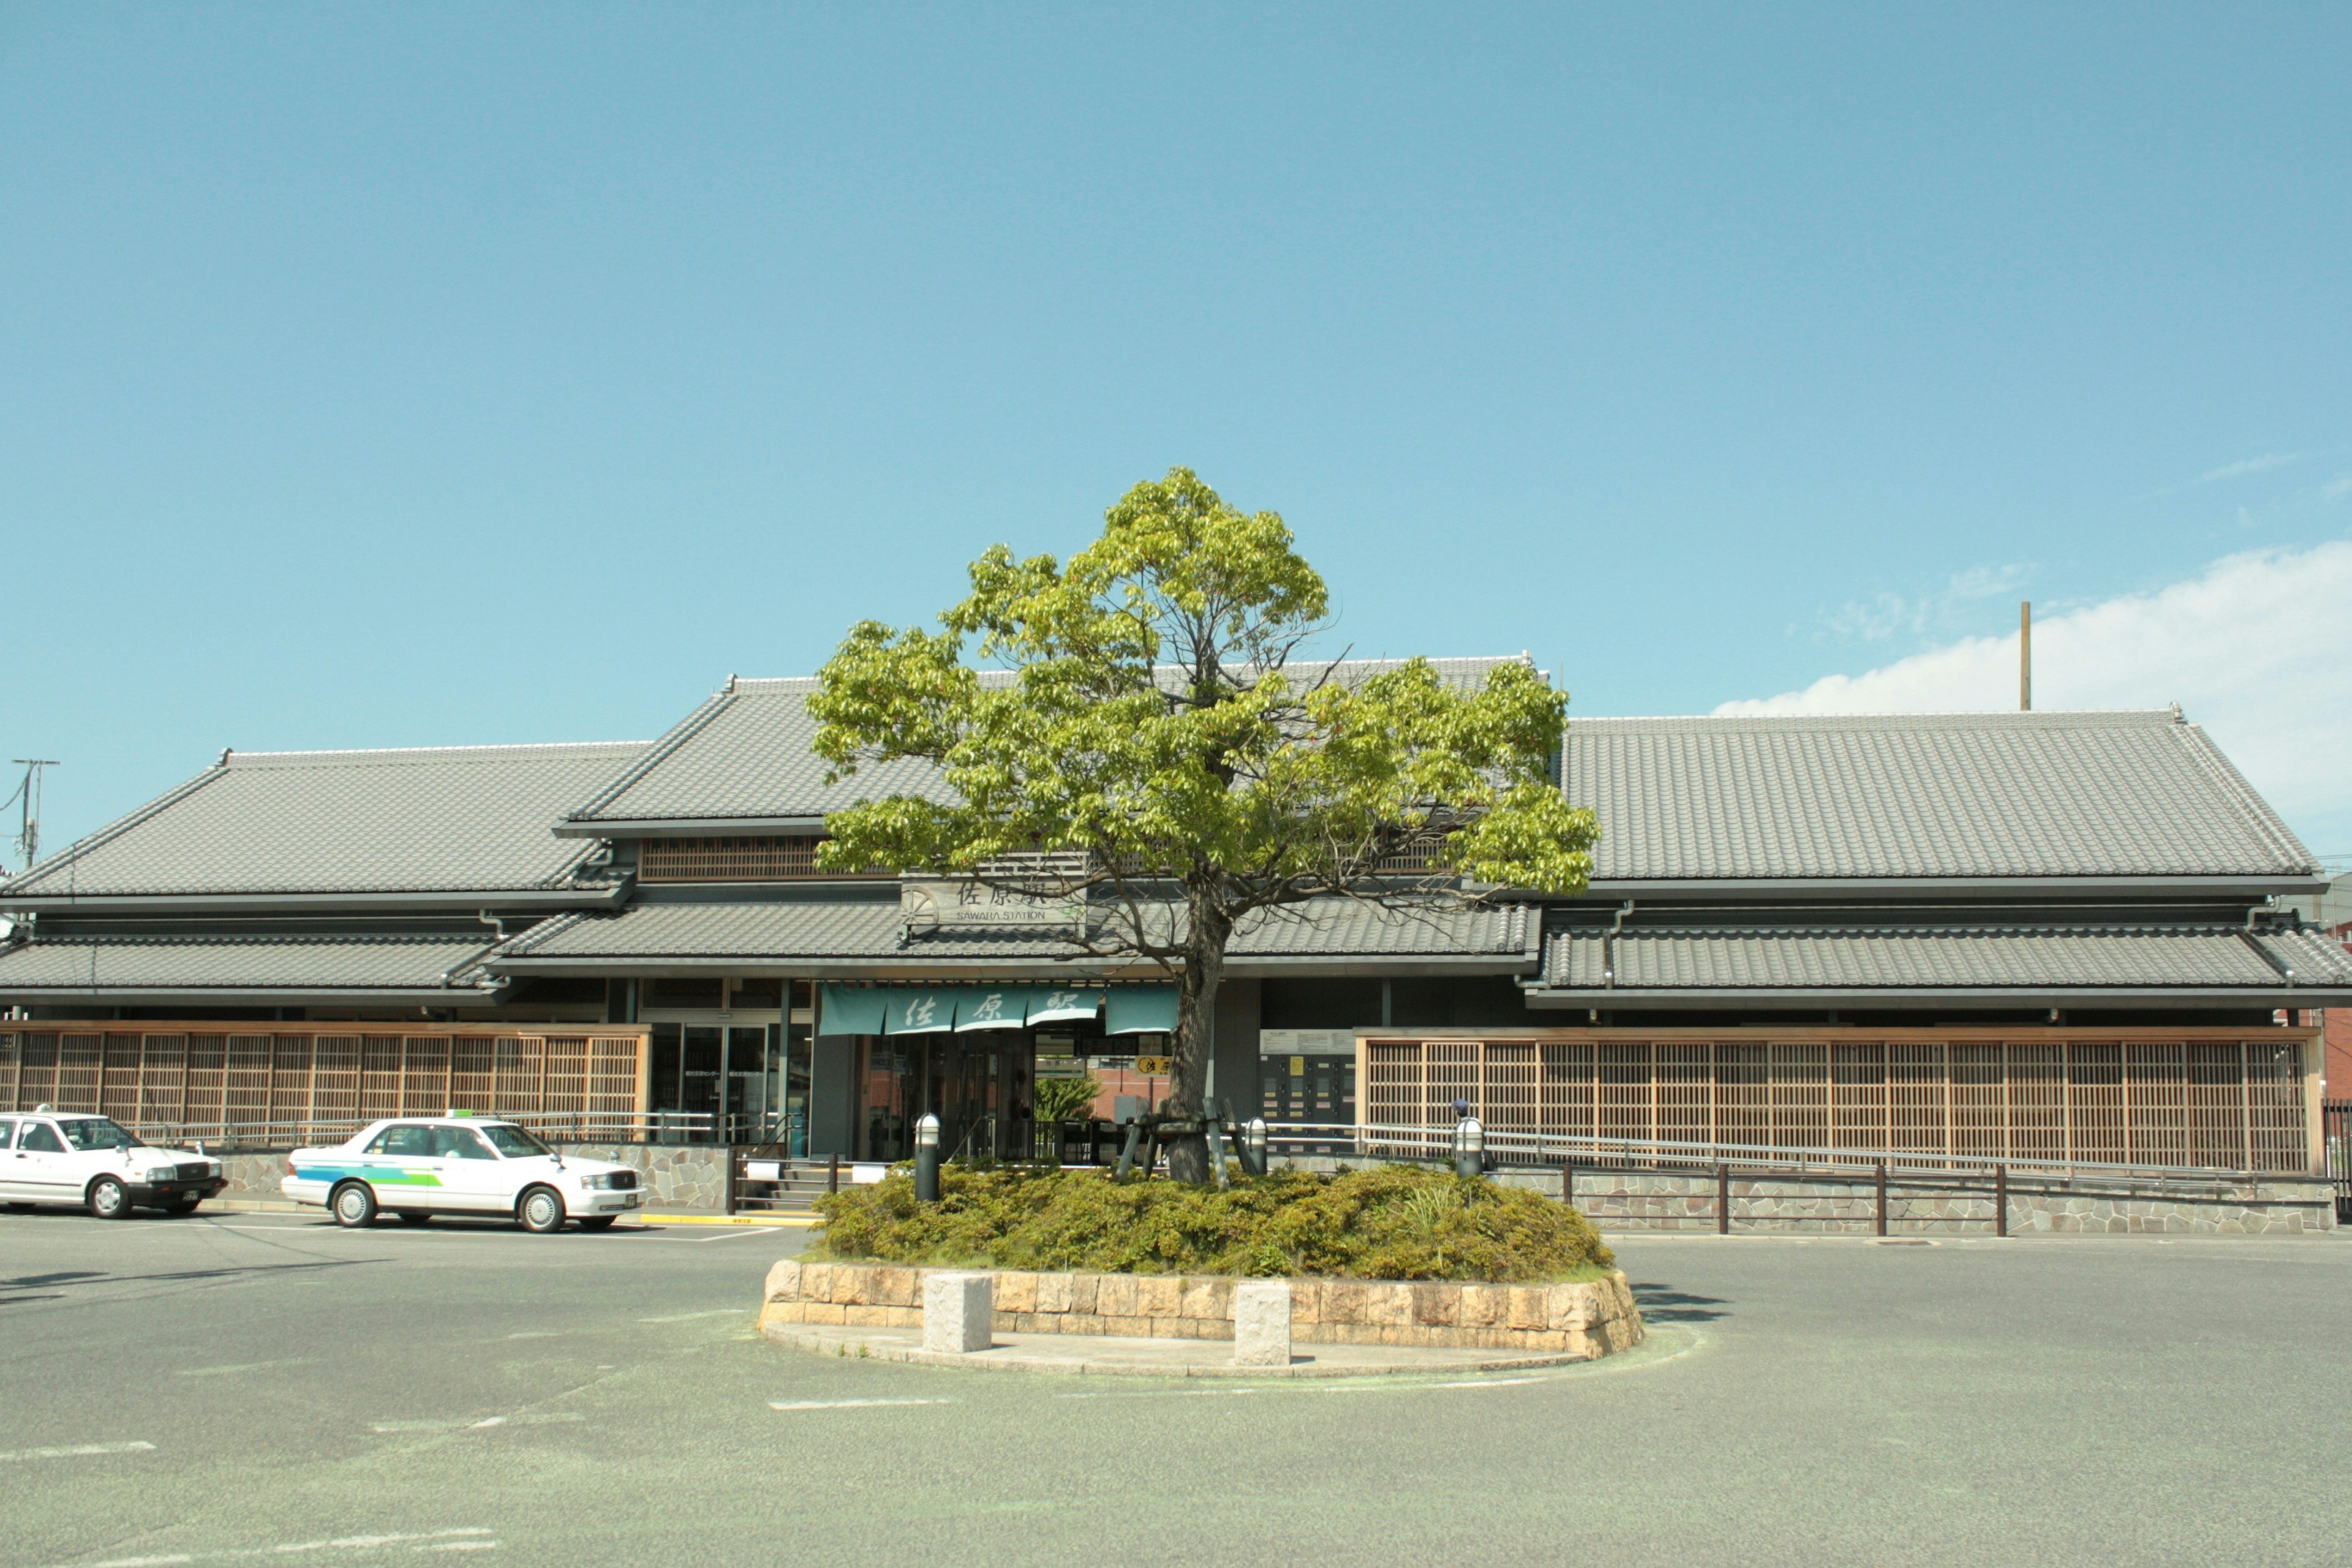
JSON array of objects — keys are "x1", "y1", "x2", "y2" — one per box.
[
  {"x1": 579, "y1": 1173, "x2": 616, "y2": 1190},
  {"x1": 143, "y1": 1166, "x2": 178, "y2": 1183}
]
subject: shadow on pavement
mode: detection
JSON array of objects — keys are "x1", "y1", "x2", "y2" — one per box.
[{"x1": 1628, "y1": 1281, "x2": 1732, "y2": 1322}]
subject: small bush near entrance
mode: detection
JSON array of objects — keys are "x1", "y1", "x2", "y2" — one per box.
[{"x1": 807, "y1": 1164, "x2": 1614, "y2": 1282}]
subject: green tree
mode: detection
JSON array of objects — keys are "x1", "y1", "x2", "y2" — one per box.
[
  {"x1": 1031, "y1": 1072, "x2": 1105, "y2": 1125},
  {"x1": 809, "y1": 467, "x2": 1597, "y2": 1180}
]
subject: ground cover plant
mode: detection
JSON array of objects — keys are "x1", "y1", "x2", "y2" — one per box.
[{"x1": 807, "y1": 1163, "x2": 1614, "y2": 1283}]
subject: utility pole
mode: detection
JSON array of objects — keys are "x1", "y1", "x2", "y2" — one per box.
[
  {"x1": 2019, "y1": 601, "x2": 2032, "y2": 712},
  {"x1": 9, "y1": 759, "x2": 59, "y2": 872}
]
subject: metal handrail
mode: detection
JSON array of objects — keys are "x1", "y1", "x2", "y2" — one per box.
[{"x1": 1268, "y1": 1120, "x2": 2307, "y2": 1186}]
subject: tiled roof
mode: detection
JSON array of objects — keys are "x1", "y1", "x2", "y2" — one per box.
[
  {"x1": 566, "y1": 658, "x2": 1536, "y2": 826},
  {"x1": 0, "y1": 933, "x2": 497, "y2": 994},
  {"x1": 491, "y1": 894, "x2": 1535, "y2": 967},
  {"x1": 1540, "y1": 923, "x2": 2352, "y2": 992},
  {"x1": 2, "y1": 742, "x2": 649, "y2": 902},
  {"x1": 1563, "y1": 709, "x2": 2316, "y2": 881}
]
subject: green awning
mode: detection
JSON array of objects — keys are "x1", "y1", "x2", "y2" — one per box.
[
  {"x1": 817, "y1": 984, "x2": 887, "y2": 1036},
  {"x1": 883, "y1": 988, "x2": 958, "y2": 1035},
  {"x1": 1027, "y1": 984, "x2": 1104, "y2": 1025},
  {"x1": 1105, "y1": 984, "x2": 1178, "y2": 1035},
  {"x1": 954, "y1": 984, "x2": 1036, "y2": 1032}
]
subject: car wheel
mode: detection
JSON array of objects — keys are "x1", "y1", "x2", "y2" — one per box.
[
  {"x1": 577, "y1": 1215, "x2": 617, "y2": 1231},
  {"x1": 516, "y1": 1186, "x2": 566, "y2": 1234},
  {"x1": 89, "y1": 1177, "x2": 132, "y2": 1220},
  {"x1": 397, "y1": 1212, "x2": 433, "y2": 1226},
  {"x1": 331, "y1": 1182, "x2": 378, "y2": 1228}
]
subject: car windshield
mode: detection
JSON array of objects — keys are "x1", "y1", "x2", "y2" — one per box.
[
  {"x1": 479, "y1": 1125, "x2": 552, "y2": 1159},
  {"x1": 58, "y1": 1118, "x2": 144, "y2": 1151}
]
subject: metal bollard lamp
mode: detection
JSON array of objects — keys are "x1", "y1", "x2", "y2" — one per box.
[
  {"x1": 1243, "y1": 1117, "x2": 1269, "y2": 1177},
  {"x1": 914, "y1": 1111, "x2": 941, "y2": 1203},
  {"x1": 1453, "y1": 1115, "x2": 1484, "y2": 1181}
]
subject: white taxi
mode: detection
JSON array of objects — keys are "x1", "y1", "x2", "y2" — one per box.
[
  {"x1": 0, "y1": 1108, "x2": 226, "y2": 1218},
  {"x1": 282, "y1": 1116, "x2": 643, "y2": 1232}
]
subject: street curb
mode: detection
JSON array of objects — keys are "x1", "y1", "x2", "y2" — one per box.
[
  {"x1": 761, "y1": 1322, "x2": 1595, "y2": 1378},
  {"x1": 641, "y1": 1213, "x2": 822, "y2": 1227}
]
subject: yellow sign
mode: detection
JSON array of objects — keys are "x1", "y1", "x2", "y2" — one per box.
[
  {"x1": 1134, "y1": 1056, "x2": 1171, "y2": 1076},
  {"x1": 1290, "y1": 1056, "x2": 1306, "y2": 1077}
]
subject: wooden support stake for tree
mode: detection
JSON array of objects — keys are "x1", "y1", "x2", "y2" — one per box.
[
  {"x1": 1875, "y1": 1160, "x2": 1889, "y2": 1237},
  {"x1": 1717, "y1": 1163, "x2": 1730, "y2": 1235}
]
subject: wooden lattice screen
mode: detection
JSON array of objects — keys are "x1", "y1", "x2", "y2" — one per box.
[
  {"x1": 638, "y1": 835, "x2": 824, "y2": 881},
  {"x1": 1359, "y1": 1029, "x2": 2320, "y2": 1174},
  {"x1": 0, "y1": 1024, "x2": 652, "y2": 1143}
]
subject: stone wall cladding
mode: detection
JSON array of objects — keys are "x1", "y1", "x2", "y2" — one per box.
[
  {"x1": 758, "y1": 1260, "x2": 1644, "y2": 1357},
  {"x1": 570, "y1": 1144, "x2": 726, "y2": 1212},
  {"x1": 1526, "y1": 1169, "x2": 2335, "y2": 1235}
]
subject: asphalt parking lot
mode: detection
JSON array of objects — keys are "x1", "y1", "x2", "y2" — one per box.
[{"x1": 3, "y1": 1208, "x2": 2348, "y2": 1568}]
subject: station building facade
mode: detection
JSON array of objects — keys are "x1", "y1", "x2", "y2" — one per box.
[{"x1": 2, "y1": 660, "x2": 2346, "y2": 1178}]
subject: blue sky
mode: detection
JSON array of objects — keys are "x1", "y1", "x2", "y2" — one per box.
[{"x1": 6, "y1": 6, "x2": 2349, "y2": 862}]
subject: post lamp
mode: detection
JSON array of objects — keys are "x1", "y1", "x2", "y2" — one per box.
[
  {"x1": 1243, "y1": 1117, "x2": 1269, "y2": 1177},
  {"x1": 1453, "y1": 1115, "x2": 1483, "y2": 1181},
  {"x1": 914, "y1": 1112, "x2": 941, "y2": 1203}
]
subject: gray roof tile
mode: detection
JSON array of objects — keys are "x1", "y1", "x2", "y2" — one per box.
[
  {"x1": 0, "y1": 933, "x2": 496, "y2": 993},
  {"x1": 1564, "y1": 710, "x2": 2315, "y2": 881},
  {"x1": 568, "y1": 658, "x2": 1536, "y2": 826},
  {"x1": 2, "y1": 742, "x2": 650, "y2": 900},
  {"x1": 1542, "y1": 923, "x2": 2352, "y2": 991},
  {"x1": 492, "y1": 894, "x2": 1533, "y2": 967}
]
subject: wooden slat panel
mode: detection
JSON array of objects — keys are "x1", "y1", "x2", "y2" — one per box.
[
  {"x1": 2007, "y1": 1043, "x2": 2066, "y2": 1163},
  {"x1": 1481, "y1": 1042, "x2": 1538, "y2": 1134},
  {"x1": 1599, "y1": 1041, "x2": 1654, "y2": 1142},
  {"x1": 1950, "y1": 1043, "x2": 2005, "y2": 1158},
  {"x1": 1831, "y1": 1042, "x2": 1887, "y2": 1151},
  {"x1": 1656, "y1": 1042, "x2": 1711, "y2": 1145},
  {"x1": 1770, "y1": 1042, "x2": 1830, "y2": 1149},
  {"x1": 2185, "y1": 1042, "x2": 2246, "y2": 1170},
  {"x1": 2125, "y1": 1042, "x2": 2188, "y2": 1166},
  {"x1": 182, "y1": 1036, "x2": 226, "y2": 1128},
  {"x1": 55, "y1": 1033, "x2": 102, "y2": 1113},
  {"x1": 1715, "y1": 1042, "x2": 1769, "y2": 1148},
  {"x1": 138, "y1": 1036, "x2": 189, "y2": 1130},
  {"x1": 2067, "y1": 1042, "x2": 2125, "y2": 1163},
  {"x1": 1888, "y1": 1042, "x2": 1945, "y2": 1154},
  {"x1": 2245, "y1": 1038, "x2": 2307, "y2": 1174},
  {"x1": 99, "y1": 1034, "x2": 143, "y2": 1120}
]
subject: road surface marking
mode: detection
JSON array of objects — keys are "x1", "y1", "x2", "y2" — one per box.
[
  {"x1": 369, "y1": 1413, "x2": 583, "y2": 1433},
  {"x1": 53, "y1": 1529, "x2": 496, "y2": 1568},
  {"x1": 0, "y1": 1441, "x2": 158, "y2": 1462},
  {"x1": 177, "y1": 1360, "x2": 318, "y2": 1378},
  {"x1": 638, "y1": 1308, "x2": 743, "y2": 1322},
  {"x1": 769, "y1": 1397, "x2": 957, "y2": 1410}
]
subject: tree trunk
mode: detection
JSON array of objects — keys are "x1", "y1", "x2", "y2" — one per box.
[{"x1": 1161, "y1": 898, "x2": 1231, "y2": 1184}]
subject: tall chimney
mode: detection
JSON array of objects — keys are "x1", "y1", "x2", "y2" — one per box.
[{"x1": 2019, "y1": 601, "x2": 2032, "y2": 711}]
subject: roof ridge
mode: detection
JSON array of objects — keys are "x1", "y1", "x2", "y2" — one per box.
[
  {"x1": 2165, "y1": 723, "x2": 2317, "y2": 876},
  {"x1": 1578, "y1": 709, "x2": 2179, "y2": 729},
  {"x1": 228, "y1": 741, "x2": 650, "y2": 769},
  {"x1": 564, "y1": 689, "x2": 739, "y2": 823},
  {"x1": 0, "y1": 764, "x2": 230, "y2": 898}
]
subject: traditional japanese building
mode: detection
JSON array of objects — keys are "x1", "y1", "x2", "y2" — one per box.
[{"x1": 3, "y1": 664, "x2": 2345, "y2": 1186}]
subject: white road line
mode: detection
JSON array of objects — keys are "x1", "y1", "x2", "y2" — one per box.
[
  {"x1": 768, "y1": 1397, "x2": 957, "y2": 1411},
  {"x1": 48, "y1": 1530, "x2": 496, "y2": 1568},
  {"x1": 1431, "y1": 1377, "x2": 1539, "y2": 1388},
  {"x1": 0, "y1": 1441, "x2": 157, "y2": 1462},
  {"x1": 637, "y1": 1308, "x2": 744, "y2": 1323},
  {"x1": 369, "y1": 1413, "x2": 583, "y2": 1433},
  {"x1": 177, "y1": 1360, "x2": 318, "y2": 1378}
]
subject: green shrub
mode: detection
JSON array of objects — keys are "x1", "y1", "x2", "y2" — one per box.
[
  {"x1": 1030, "y1": 1073, "x2": 1103, "y2": 1124},
  {"x1": 808, "y1": 1163, "x2": 1613, "y2": 1283}
]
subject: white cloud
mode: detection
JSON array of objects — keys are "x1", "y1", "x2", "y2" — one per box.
[
  {"x1": 1717, "y1": 538, "x2": 2352, "y2": 858},
  {"x1": 2324, "y1": 475, "x2": 2352, "y2": 503},
  {"x1": 1819, "y1": 562, "x2": 2034, "y2": 643},
  {"x1": 2196, "y1": 451, "x2": 2305, "y2": 483}
]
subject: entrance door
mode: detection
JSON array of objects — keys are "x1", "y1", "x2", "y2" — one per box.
[
  {"x1": 680, "y1": 1026, "x2": 722, "y2": 1141},
  {"x1": 724, "y1": 1025, "x2": 772, "y2": 1144}
]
